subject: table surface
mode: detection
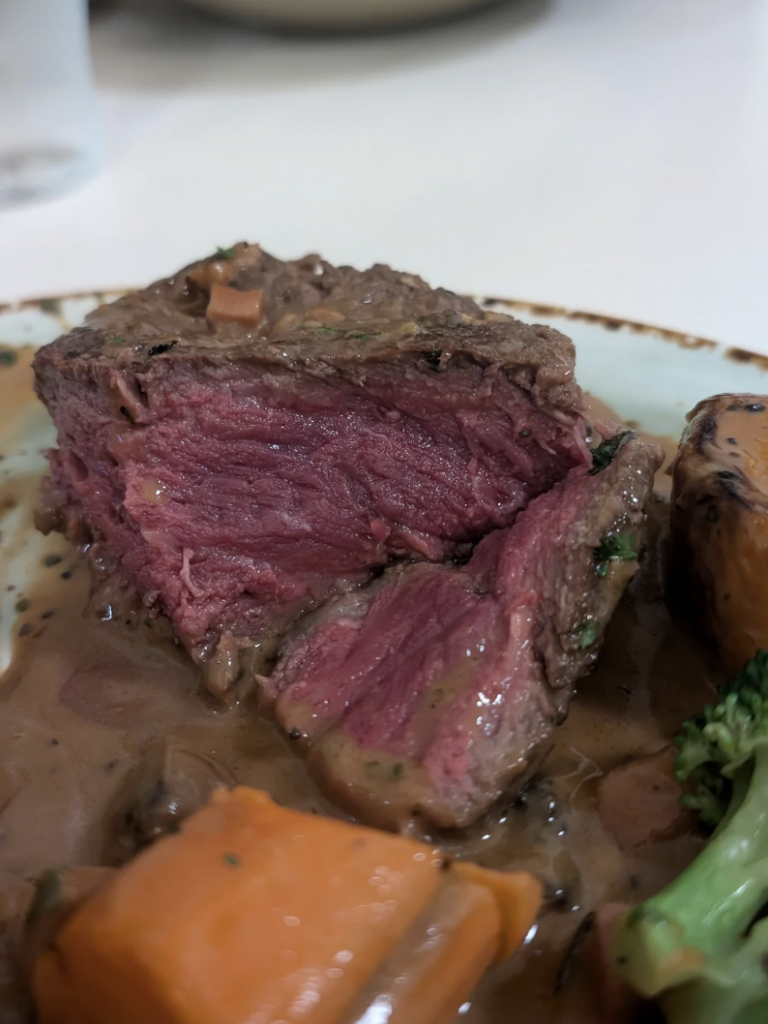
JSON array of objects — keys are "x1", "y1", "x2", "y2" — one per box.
[{"x1": 1, "y1": 0, "x2": 766, "y2": 352}]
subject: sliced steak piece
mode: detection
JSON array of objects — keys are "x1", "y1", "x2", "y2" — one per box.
[
  {"x1": 267, "y1": 436, "x2": 661, "y2": 828},
  {"x1": 34, "y1": 244, "x2": 590, "y2": 684}
]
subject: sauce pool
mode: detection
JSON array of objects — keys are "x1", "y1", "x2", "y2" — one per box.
[{"x1": 0, "y1": 348, "x2": 716, "y2": 1023}]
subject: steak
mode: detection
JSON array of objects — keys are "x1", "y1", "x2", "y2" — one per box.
[
  {"x1": 34, "y1": 243, "x2": 660, "y2": 826},
  {"x1": 34, "y1": 244, "x2": 589, "y2": 676},
  {"x1": 266, "y1": 436, "x2": 659, "y2": 827}
]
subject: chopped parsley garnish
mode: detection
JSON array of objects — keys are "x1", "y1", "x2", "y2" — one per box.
[
  {"x1": 364, "y1": 759, "x2": 404, "y2": 781},
  {"x1": 316, "y1": 326, "x2": 339, "y2": 335},
  {"x1": 578, "y1": 621, "x2": 599, "y2": 648},
  {"x1": 215, "y1": 246, "x2": 236, "y2": 259},
  {"x1": 589, "y1": 430, "x2": 635, "y2": 475},
  {"x1": 106, "y1": 336, "x2": 124, "y2": 346},
  {"x1": 0, "y1": 349, "x2": 18, "y2": 367},
  {"x1": 519, "y1": 428, "x2": 532, "y2": 438},
  {"x1": 424, "y1": 350, "x2": 443, "y2": 369},
  {"x1": 40, "y1": 298, "x2": 61, "y2": 315},
  {"x1": 223, "y1": 852, "x2": 241, "y2": 867},
  {"x1": 594, "y1": 533, "x2": 637, "y2": 577}
]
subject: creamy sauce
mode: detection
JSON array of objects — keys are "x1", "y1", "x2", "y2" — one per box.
[
  {"x1": 0, "y1": 351, "x2": 718, "y2": 1022},
  {"x1": 456, "y1": 500, "x2": 715, "y2": 1022}
]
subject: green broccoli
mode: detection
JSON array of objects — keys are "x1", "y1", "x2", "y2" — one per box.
[{"x1": 612, "y1": 649, "x2": 768, "y2": 1024}]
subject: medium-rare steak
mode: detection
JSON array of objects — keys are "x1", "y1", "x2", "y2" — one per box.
[
  {"x1": 266, "y1": 435, "x2": 659, "y2": 828},
  {"x1": 34, "y1": 243, "x2": 590, "y2": 686},
  {"x1": 34, "y1": 243, "x2": 660, "y2": 827}
]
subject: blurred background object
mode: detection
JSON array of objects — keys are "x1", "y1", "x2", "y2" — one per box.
[
  {"x1": 0, "y1": 0, "x2": 100, "y2": 206},
  {"x1": 0, "y1": 0, "x2": 766, "y2": 357},
  {"x1": 180, "y1": 0, "x2": 496, "y2": 31}
]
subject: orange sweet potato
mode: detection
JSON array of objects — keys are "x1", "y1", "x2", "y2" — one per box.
[
  {"x1": 346, "y1": 874, "x2": 500, "y2": 1024},
  {"x1": 34, "y1": 788, "x2": 541, "y2": 1024},
  {"x1": 453, "y1": 860, "x2": 543, "y2": 962}
]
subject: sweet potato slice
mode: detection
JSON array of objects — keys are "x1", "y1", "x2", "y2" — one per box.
[
  {"x1": 34, "y1": 787, "x2": 541, "y2": 1024},
  {"x1": 453, "y1": 860, "x2": 542, "y2": 961},
  {"x1": 345, "y1": 875, "x2": 500, "y2": 1024}
]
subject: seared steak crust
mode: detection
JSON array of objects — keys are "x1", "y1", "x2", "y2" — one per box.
[
  {"x1": 34, "y1": 243, "x2": 660, "y2": 826},
  {"x1": 35, "y1": 244, "x2": 589, "y2": 665}
]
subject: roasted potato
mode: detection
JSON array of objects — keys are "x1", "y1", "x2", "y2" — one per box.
[{"x1": 670, "y1": 393, "x2": 768, "y2": 670}]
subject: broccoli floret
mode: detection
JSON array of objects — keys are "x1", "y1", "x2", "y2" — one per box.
[{"x1": 612, "y1": 650, "x2": 768, "y2": 1024}]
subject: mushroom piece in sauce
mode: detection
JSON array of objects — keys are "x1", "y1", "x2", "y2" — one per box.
[{"x1": 122, "y1": 740, "x2": 235, "y2": 850}]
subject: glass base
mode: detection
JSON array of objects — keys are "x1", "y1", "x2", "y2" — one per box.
[{"x1": 0, "y1": 146, "x2": 97, "y2": 206}]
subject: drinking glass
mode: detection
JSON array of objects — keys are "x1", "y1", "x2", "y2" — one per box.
[{"x1": 0, "y1": 0, "x2": 100, "y2": 205}]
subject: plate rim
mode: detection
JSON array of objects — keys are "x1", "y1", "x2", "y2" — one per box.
[{"x1": 2, "y1": 287, "x2": 767, "y2": 373}]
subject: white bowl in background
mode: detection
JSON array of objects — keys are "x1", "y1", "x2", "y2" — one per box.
[{"x1": 180, "y1": 0, "x2": 495, "y2": 31}]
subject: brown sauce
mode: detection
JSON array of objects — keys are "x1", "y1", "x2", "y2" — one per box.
[{"x1": 0, "y1": 351, "x2": 717, "y2": 1022}]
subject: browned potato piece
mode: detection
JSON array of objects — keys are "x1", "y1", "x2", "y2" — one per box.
[
  {"x1": 670, "y1": 393, "x2": 768, "y2": 670},
  {"x1": 598, "y1": 748, "x2": 694, "y2": 850}
]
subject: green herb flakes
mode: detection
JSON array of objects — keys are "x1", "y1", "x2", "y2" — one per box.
[
  {"x1": 519, "y1": 428, "x2": 532, "y2": 438},
  {"x1": 578, "y1": 621, "x2": 598, "y2": 648},
  {"x1": 223, "y1": 852, "x2": 241, "y2": 867},
  {"x1": 106, "y1": 336, "x2": 124, "y2": 346},
  {"x1": 390, "y1": 763, "x2": 404, "y2": 781},
  {"x1": 215, "y1": 246, "x2": 237, "y2": 259},
  {"x1": 0, "y1": 349, "x2": 18, "y2": 367},
  {"x1": 15, "y1": 596, "x2": 30, "y2": 613},
  {"x1": 594, "y1": 533, "x2": 637, "y2": 577},
  {"x1": 589, "y1": 431, "x2": 635, "y2": 475}
]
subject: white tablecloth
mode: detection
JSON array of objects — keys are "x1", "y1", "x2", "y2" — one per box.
[{"x1": 1, "y1": 0, "x2": 767, "y2": 351}]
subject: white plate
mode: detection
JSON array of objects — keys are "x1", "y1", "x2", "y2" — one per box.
[{"x1": 1, "y1": 289, "x2": 767, "y2": 671}]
